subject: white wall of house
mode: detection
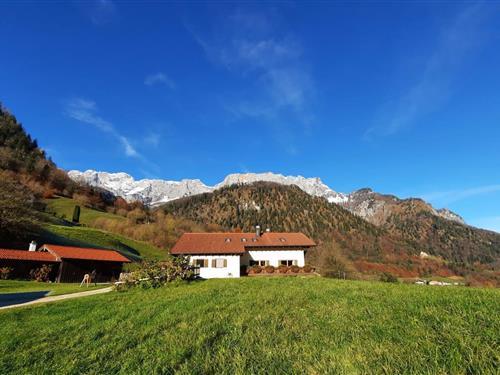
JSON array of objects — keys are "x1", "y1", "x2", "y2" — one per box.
[
  {"x1": 189, "y1": 255, "x2": 240, "y2": 279},
  {"x1": 241, "y1": 250, "x2": 305, "y2": 267}
]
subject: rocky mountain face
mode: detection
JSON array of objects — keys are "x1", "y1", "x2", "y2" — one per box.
[
  {"x1": 68, "y1": 170, "x2": 463, "y2": 225},
  {"x1": 68, "y1": 170, "x2": 212, "y2": 206},
  {"x1": 68, "y1": 170, "x2": 348, "y2": 205},
  {"x1": 342, "y1": 189, "x2": 466, "y2": 226}
]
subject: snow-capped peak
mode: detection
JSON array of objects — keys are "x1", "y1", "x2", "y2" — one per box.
[
  {"x1": 67, "y1": 170, "x2": 464, "y2": 225},
  {"x1": 68, "y1": 170, "x2": 348, "y2": 206}
]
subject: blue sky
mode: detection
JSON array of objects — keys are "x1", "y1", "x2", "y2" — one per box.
[{"x1": 1, "y1": 1, "x2": 499, "y2": 232}]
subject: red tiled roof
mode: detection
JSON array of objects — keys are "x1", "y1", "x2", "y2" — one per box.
[
  {"x1": 0, "y1": 249, "x2": 59, "y2": 262},
  {"x1": 170, "y1": 232, "x2": 316, "y2": 255},
  {"x1": 42, "y1": 245, "x2": 131, "y2": 263}
]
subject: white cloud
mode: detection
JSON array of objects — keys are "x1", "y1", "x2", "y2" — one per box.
[
  {"x1": 420, "y1": 184, "x2": 500, "y2": 205},
  {"x1": 365, "y1": 3, "x2": 488, "y2": 139},
  {"x1": 119, "y1": 136, "x2": 138, "y2": 157},
  {"x1": 143, "y1": 132, "x2": 161, "y2": 147},
  {"x1": 187, "y1": 13, "x2": 314, "y2": 122},
  {"x1": 186, "y1": 11, "x2": 315, "y2": 155},
  {"x1": 65, "y1": 98, "x2": 139, "y2": 158},
  {"x1": 144, "y1": 73, "x2": 175, "y2": 89}
]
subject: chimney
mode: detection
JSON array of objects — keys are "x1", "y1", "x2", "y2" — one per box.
[
  {"x1": 255, "y1": 225, "x2": 261, "y2": 237},
  {"x1": 266, "y1": 228, "x2": 271, "y2": 233},
  {"x1": 29, "y1": 241, "x2": 37, "y2": 252}
]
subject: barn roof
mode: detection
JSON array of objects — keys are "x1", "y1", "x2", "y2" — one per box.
[
  {"x1": 41, "y1": 245, "x2": 131, "y2": 263},
  {"x1": 170, "y1": 232, "x2": 316, "y2": 255},
  {"x1": 0, "y1": 249, "x2": 59, "y2": 262}
]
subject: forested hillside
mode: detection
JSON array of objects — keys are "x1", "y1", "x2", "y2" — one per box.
[{"x1": 162, "y1": 183, "x2": 500, "y2": 284}]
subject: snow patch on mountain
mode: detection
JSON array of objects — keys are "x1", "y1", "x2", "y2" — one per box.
[
  {"x1": 216, "y1": 173, "x2": 348, "y2": 204},
  {"x1": 68, "y1": 170, "x2": 348, "y2": 206},
  {"x1": 68, "y1": 170, "x2": 464, "y2": 224},
  {"x1": 68, "y1": 170, "x2": 212, "y2": 206}
]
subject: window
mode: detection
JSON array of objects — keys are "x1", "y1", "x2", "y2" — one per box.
[
  {"x1": 250, "y1": 260, "x2": 269, "y2": 267},
  {"x1": 193, "y1": 259, "x2": 209, "y2": 268},
  {"x1": 241, "y1": 238, "x2": 247, "y2": 242},
  {"x1": 225, "y1": 238, "x2": 231, "y2": 243},
  {"x1": 212, "y1": 258, "x2": 228, "y2": 268},
  {"x1": 280, "y1": 260, "x2": 297, "y2": 266},
  {"x1": 279, "y1": 238, "x2": 286, "y2": 242}
]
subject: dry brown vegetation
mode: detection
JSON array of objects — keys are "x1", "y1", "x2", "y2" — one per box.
[{"x1": 90, "y1": 210, "x2": 223, "y2": 250}]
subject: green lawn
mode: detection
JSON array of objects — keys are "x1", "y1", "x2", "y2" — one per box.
[
  {"x1": 1, "y1": 278, "x2": 498, "y2": 374},
  {"x1": 44, "y1": 196, "x2": 125, "y2": 226},
  {"x1": 41, "y1": 224, "x2": 166, "y2": 261},
  {"x1": 40, "y1": 197, "x2": 166, "y2": 261},
  {"x1": 0, "y1": 280, "x2": 107, "y2": 296}
]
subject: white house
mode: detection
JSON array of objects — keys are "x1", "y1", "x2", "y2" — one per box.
[{"x1": 170, "y1": 227, "x2": 316, "y2": 279}]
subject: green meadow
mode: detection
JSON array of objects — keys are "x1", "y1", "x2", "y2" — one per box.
[
  {"x1": 35, "y1": 197, "x2": 167, "y2": 261},
  {"x1": 45, "y1": 196, "x2": 126, "y2": 226},
  {"x1": 1, "y1": 277, "x2": 499, "y2": 374},
  {"x1": 42, "y1": 224, "x2": 165, "y2": 261}
]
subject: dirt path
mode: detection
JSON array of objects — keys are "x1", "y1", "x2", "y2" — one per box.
[{"x1": 0, "y1": 286, "x2": 113, "y2": 310}]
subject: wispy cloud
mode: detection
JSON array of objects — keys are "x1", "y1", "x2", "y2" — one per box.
[
  {"x1": 186, "y1": 12, "x2": 314, "y2": 124},
  {"x1": 143, "y1": 132, "x2": 161, "y2": 148},
  {"x1": 420, "y1": 184, "x2": 500, "y2": 205},
  {"x1": 365, "y1": 3, "x2": 488, "y2": 139},
  {"x1": 89, "y1": 0, "x2": 117, "y2": 25},
  {"x1": 186, "y1": 10, "x2": 315, "y2": 155},
  {"x1": 75, "y1": 0, "x2": 117, "y2": 25},
  {"x1": 64, "y1": 98, "x2": 139, "y2": 157},
  {"x1": 144, "y1": 72, "x2": 175, "y2": 89}
]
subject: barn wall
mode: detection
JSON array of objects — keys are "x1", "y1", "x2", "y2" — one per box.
[
  {"x1": 59, "y1": 259, "x2": 124, "y2": 283},
  {"x1": 0, "y1": 259, "x2": 60, "y2": 281}
]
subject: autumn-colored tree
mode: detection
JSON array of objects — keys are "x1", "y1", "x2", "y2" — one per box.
[
  {"x1": 0, "y1": 172, "x2": 38, "y2": 240},
  {"x1": 307, "y1": 240, "x2": 356, "y2": 278}
]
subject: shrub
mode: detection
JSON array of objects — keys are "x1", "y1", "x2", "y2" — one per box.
[
  {"x1": 380, "y1": 272, "x2": 398, "y2": 283},
  {"x1": 302, "y1": 265, "x2": 313, "y2": 273},
  {"x1": 0, "y1": 267, "x2": 13, "y2": 280},
  {"x1": 277, "y1": 265, "x2": 289, "y2": 274},
  {"x1": 264, "y1": 265, "x2": 275, "y2": 274},
  {"x1": 29, "y1": 264, "x2": 53, "y2": 282},
  {"x1": 72, "y1": 205, "x2": 81, "y2": 223},
  {"x1": 117, "y1": 257, "x2": 195, "y2": 290},
  {"x1": 248, "y1": 266, "x2": 262, "y2": 275},
  {"x1": 290, "y1": 265, "x2": 300, "y2": 273}
]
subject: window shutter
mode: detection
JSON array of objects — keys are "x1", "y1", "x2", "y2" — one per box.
[
  {"x1": 293, "y1": 260, "x2": 298, "y2": 266},
  {"x1": 212, "y1": 259, "x2": 216, "y2": 268},
  {"x1": 204, "y1": 259, "x2": 209, "y2": 268},
  {"x1": 223, "y1": 259, "x2": 227, "y2": 267}
]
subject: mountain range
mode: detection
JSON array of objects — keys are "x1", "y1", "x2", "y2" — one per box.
[
  {"x1": 161, "y1": 182, "x2": 500, "y2": 270},
  {"x1": 69, "y1": 170, "x2": 465, "y2": 226}
]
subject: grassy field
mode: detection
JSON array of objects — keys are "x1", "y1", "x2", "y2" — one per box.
[
  {"x1": 1, "y1": 277, "x2": 498, "y2": 374},
  {"x1": 44, "y1": 196, "x2": 125, "y2": 226},
  {"x1": 0, "y1": 280, "x2": 107, "y2": 296},
  {"x1": 40, "y1": 197, "x2": 166, "y2": 261},
  {"x1": 41, "y1": 224, "x2": 166, "y2": 261}
]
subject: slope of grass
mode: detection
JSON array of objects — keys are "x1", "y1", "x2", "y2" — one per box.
[
  {"x1": 0, "y1": 280, "x2": 106, "y2": 296},
  {"x1": 41, "y1": 197, "x2": 165, "y2": 261},
  {"x1": 37, "y1": 224, "x2": 166, "y2": 261},
  {"x1": 44, "y1": 196, "x2": 125, "y2": 226},
  {"x1": 1, "y1": 278, "x2": 498, "y2": 374}
]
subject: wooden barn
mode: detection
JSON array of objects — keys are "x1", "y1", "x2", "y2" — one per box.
[{"x1": 0, "y1": 244, "x2": 131, "y2": 283}]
